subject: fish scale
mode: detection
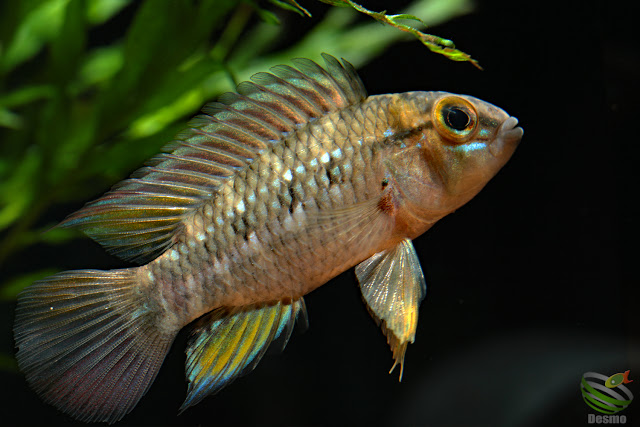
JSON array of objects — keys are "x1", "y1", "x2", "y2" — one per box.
[
  {"x1": 14, "y1": 54, "x2": 522, "y2": 423},
  {"x1": 144, "y1": 96, "x2": 395, "y2": 324}
]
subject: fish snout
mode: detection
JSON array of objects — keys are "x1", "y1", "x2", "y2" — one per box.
[{"x1": 489, "y1": 116, "x2": 523, "y2": 158}]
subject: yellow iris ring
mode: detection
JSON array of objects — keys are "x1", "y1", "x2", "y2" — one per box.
[{"x1": 433, "y1": 96, "x2": 478, "y2": 143}]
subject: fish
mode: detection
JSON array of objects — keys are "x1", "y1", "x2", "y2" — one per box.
[
  {"x1": 13, "y1": 54, "x2": 523, "y2": 423},
  {"x1": 605, "y1": 370, "x2": 633, "y2": 388}
]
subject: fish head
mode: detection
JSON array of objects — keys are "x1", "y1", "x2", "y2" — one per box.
[{"x1": 385, "y1": 91, "x2": 523, "y2": 233}]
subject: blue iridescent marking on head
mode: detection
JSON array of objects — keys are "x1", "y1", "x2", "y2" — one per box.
[
  {"x1": 384, "y1": 128, "x2": 394, "y2": 138},
  {"x1": 447, "y1": 142, "x2": 487, "y2": 153}
]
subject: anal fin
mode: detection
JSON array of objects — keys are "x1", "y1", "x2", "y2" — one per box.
[
  {"x1": 355, "y1": 238, "x2": 426, "y2": 380},
  {"x1": 181, "y1": 298, "x2": 306, "y2": 412}
]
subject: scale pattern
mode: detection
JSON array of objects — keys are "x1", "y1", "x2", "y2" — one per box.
[{"x1": 146, "y1": 94, "x2": 405, "y2": 323}]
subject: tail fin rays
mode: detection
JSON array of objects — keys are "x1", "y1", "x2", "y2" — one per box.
[{"x1": 14, "y1": 269, "x2": 176, "y2": 424}]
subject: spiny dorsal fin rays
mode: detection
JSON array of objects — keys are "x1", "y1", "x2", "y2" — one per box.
[
  {"x1": 236, "y1": 78, "x2": 316, "y2": 125},
  {"x1": 203, "y1": 101, "x2": 288, "y2": 137},
  {"x1": 180, "y1": 298, "x2": 306, "y2": 413},
  {"x1": 216, "y1": 92, "x2": 298, "y2": 132},
  {"x1": 355, "y1": 239, "x2": 426, "y2": 381},
  {"x1": 272, "y1": 64, "x2": 341, "y2": 112},
  {"x1": 319, "y1": 53, "x2": 367, "y2": 105},
  {"x1": 59, "y1": 54, "x2": 367, "y2": 264},
  {"x1": 291, "y1": 57, "x2": 351, "y2": 106}
]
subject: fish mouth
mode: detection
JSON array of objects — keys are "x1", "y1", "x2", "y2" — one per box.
[
  {"x1": 499, "y1": 116, "x2": 524, "y2": 143},
  {"x1": 490, "y1": 116, "x2": 523, "y2": 157}
]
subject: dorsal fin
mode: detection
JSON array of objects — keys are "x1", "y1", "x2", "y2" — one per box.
[{"x1": 60, "y1": 54, "x2": 368, "y2": 263}]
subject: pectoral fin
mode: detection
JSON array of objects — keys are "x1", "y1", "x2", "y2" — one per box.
[
  {"x1": 355, "y1": 238, "x2": 426, "y2": 380},
  {"x1": 181, "y1": 298, "x2": 306, "y2": 412}
]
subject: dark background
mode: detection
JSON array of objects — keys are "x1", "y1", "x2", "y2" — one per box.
[{"x1": 2, "y1": 0, "x2": 638, "y2": 426}]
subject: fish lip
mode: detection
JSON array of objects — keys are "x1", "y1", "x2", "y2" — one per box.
[
  {"x1": 499, "y1": 116, "x2": 524, "y2": 143},
  {"x1": 489, "y1": 116, "x2": 523, "y2": 157}
]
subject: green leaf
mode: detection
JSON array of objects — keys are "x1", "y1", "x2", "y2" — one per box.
[
  {"x1": 17, "y1": 224, "x2": 80, "y2": 248},
  {"x1": 80, "y1": 121, "x2": 185, "y2": 182},
  {"x1": 0, "y1": 0, "x2": 69, "y2": 74},
  {"x1": 127, "y1": 56, "x2": 224, "y2": 138},
  {"x1": 316, "y1": 0, "x2": 481, "y2": 69},
  {"x1": 388, "y1": 14, "x2": 426, "y2": 25},
  {"x1": 0, "y1": 108, "x2": 24, "y2": 129},
  {"x1": 0, "y1": 147, "x2": 40, "y2": 230},
  {"x1": 75, "y1": 44, "x2": 124, "y2": 91},
  {"x1": 254, "y1": 7, "x2": 281, "y2": 25},
  {"x1": 96, "y1": 0, "x2": 235, "y2": 137},
  {"x1": 50, "y1": 0, "x2": 87, "y2": 83},
  {"x1": 0, "y1": 352, "x2": 18, "y2": 373},
  {"x1": 0, "y1": 269, "x2": 59, "y2": 301},
  {"x1": 86, "y1": 0, "x2": 132, "y2": 25},
  {"x1": 0, "y1": 85, "x2": 56, "y2": 109},
  {"x1": 270, "y1": 0, "x2": 311, "y2": 17},
  {"x1": 317, "y1": 0, "x2": 349, "y2": 6}
]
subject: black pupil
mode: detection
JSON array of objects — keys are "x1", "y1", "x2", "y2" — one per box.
[{"x1": 444, "y1": 107, "x2": 470, "y2": 131}]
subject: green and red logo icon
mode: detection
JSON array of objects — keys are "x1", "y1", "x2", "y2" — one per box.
[{"x1": 581, "y1": 371, "x2": 634, "y2": 414}]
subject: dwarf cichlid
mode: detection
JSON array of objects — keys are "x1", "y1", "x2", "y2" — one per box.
[{"x1": 14, "y1": 54, "x2": 522, "y2": 423}]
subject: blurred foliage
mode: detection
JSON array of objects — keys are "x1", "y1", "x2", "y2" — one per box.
[{"x1": 0, "y1": 0, "x2": 474, "y2": 300}]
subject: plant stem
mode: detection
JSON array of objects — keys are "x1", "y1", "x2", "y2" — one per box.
[{"x1": 210, "y1": 4, "x2": 254, "y2": 62}]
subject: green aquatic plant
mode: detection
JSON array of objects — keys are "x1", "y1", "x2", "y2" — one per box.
[
  {"x1": 318, "y1": 0, "x2": 480, "y2": 68},
  {"x1": 0, "y1": 0, "x2": 475, "y2": 370}
]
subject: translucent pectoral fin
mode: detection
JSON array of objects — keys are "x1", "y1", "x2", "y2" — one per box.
[
  {"x1": 181, "y1": 298, "x2": 306, "y2": 412},
  {"x1": 355, "y1": 238, "x2": 426, "y2": 380}
]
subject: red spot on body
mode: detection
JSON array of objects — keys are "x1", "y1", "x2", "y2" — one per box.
[{"x1": 377, "y1": 191, "x2": 396, "y2": 215}]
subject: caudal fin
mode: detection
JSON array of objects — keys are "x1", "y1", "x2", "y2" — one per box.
[{"x1": 14, "y1": 269, "x2": 176, "y2": 423}]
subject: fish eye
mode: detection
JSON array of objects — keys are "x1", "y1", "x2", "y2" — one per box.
[
  {"x1": 444, "y1": 107, "x2": 470, "y2": 131},
  {"x1": 433, "y1": 96, "x2": 478, "y2": 143}
]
